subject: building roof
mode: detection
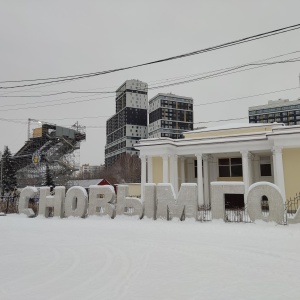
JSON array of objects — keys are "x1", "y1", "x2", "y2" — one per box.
[
  {"x1": 134, "y1": 124, "x2": 300, "y2": 164},
  {"x1": 135, "y1": 122, "x2": 300, "y2": 154},
  {"x1": 149, "y1": 93, "x2": 193, "y2": 103},
  {"x1": 66, "y1": 179, "x2": 108, "y2": 189},
  {"x1": 185, "y1": 122, "x2": 284, "y2": 134},
  {"x1": 249, "y1": 98, "x2": 300, "y2": 111}
]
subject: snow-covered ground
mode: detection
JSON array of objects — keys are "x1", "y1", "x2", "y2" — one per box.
[{"x1": 0, "y1": 215, "x2": 299, "y2": 300}]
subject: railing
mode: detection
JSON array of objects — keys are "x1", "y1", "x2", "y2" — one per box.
[
  {"x1": 0, "y1": 197, "x2": 18, "y2": 214},
  {"x1": 225, "y1": 207, "x2": 252, "y2": 223},
  {"x1": 0, "y1": 196, "x2": 39, "y2": 215},
  {"x1": 283, "y1": 194, "x2": 300, "y2": 224},
  {"x1": 285, "y1": 194, "x2": 300, "y2": 218},
  {"x1": 198, "y1": 204, "x2": 212, "y2": 222}
]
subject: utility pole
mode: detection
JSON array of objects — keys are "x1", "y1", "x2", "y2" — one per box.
[{"x1": 0, "y1": 150, "x2": 2, "y2": 195}]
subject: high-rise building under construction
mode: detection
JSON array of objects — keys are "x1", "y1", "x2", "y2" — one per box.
[{"x1": 105, "y1": 80, "x2": 148, "y2": 167}]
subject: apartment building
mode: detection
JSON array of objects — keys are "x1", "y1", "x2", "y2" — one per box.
[
  {"x1": 148, "y1": 93, "x2": 193, "y2": 139},
  {"x1": 105, "y1": 80, "x2": 148, "y2": 167},
  {"x1": 249, "y1": 98, "x2": 300, "y2": 125}
]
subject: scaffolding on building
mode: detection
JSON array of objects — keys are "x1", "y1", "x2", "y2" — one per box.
[{"x1": 13, "y1": 119, "x2": 86, "y2": 187}]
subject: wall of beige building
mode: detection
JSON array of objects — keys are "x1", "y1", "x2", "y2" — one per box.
[
  {"x1": 152, "y1": 157, "x2": 163, "y2": 184},
  {"x1": 184, "y1": 125, "x2": 274, "y2": 139},
  {"x1": 149, "y1": 153, "x2": 276, "y2": 199},
  {"x1": 283, "y1": 148, "x2": 300, "y2": 200},
  {"x1": 127, "y1": 183, "x2": 141, "y2": 197}
]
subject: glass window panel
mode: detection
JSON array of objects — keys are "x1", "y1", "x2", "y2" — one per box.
[
  {"x1": 231, "y1": 157, "x2": 242, "y2": 165},
  {"x1": 260, "y1": 164, "x2": 272, "y2": 176},
  {"x1": 219, "y1": 158, "x2": 229, "y2": 165},
  {"x1": 219, "y1": 166, "x2": 230, "y2": 177},
  {"x1": 231, "y1": 165, "x2": 243, "y2": 177}
]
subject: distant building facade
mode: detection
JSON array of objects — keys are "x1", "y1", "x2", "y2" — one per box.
[
  {"x1": 66, "y1": 178, "x2": 111, "y2": 190},
  {"x1": 80, "y1": 164, "x2": 103, "y2": 178},
  {"x1": 249, "y1": 99, "x2": 300, "y2": 125},
  {"x1": 135, "y1": 122, "x2": 300, "y2": 207},
  {"x1": 105, "y1": 80, "x2": 148, "y2": 167},
  {"x1": 148, "y1": 93, "x2": 193, "y2": 139}
]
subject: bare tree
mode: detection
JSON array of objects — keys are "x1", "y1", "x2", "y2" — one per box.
[{"x1": 110, "y1": 154, "x2": 141, "y2": 183}]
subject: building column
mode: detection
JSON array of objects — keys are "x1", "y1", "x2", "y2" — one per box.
[
  {"x1": 169, "y1": 155, "x2": 178, "y2": 193},
  {"x1": 141, "y1": 155, "x2": 147, "y2": 184},
  {"x1": 170, "y1": 155, "x2": 174, "y2": 189},
  {"x1": 196, "y1": 153, "x2": 204, "y2": 206},
  {"x1": 253, "y1": 154, "x2": 260, "y2": 183},
  {"x1": 209, "y1": 155, "x2": 217, "y2": 182},
  {"x1": 147, "y1": 156, "x2": 153, "y2": 183},
  {"x1": 187, "y1": 158, "x2": 194, "y2": 182},
  {"x1": 272, "y1": 146, "x2": 286, "y2": 199},
  {"x1": 272, "y1": 149, "x2": 278, "y2": 185},
  {"x1": 241, "y1": 151, "x2": 251, "y2": 198},
  {"x1": 202, "y1": 154, "x2": 210, "y2": 205},
  {"x1": 173, "y1": 155, "x2": 178, "y2": 194},
  {"x1": 180, "y1": 157, "x2": 185, "y2": 185},
  {"x1": 162, "y1": 154, "x2": 169, "y2": 183}
]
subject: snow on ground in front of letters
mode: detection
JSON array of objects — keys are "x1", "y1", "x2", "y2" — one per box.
[{"x1": 0, "y1": 215, "x2": 300, "y2": 300}]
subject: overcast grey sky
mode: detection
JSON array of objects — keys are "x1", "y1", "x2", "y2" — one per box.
[{"x1": 1, "y1": 0, "x2": 300, "y2": 165}]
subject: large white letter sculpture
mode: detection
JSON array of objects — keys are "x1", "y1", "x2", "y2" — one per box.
[
  {"x1": 211, "y1": 182, "x2": 245, "y2": 220},
  {"x1": 64, "y1": 186, "x2": 88, "y2": 218},
  {"x1": 143, "y1": 183, "x2": 156, "y2": 220},
  {"x1": 16, "y1": 182, "x2": 300, "y2": 225},
  {"x1": 156, "y1": 183, "x2": 198, "y2": 221},
  {"x1": 88, "y1": 185, "x2": 115, "y2": 218},
  {"x1": 18, "y1": 186, "x2": 38, "y2": 217},
  {"x1": 247, "y1": 182, "x2": 284, "y2": 224},
  {"x1": 116, "y1": 185, "x2": 144, "y2": 219},
  {"x1": 38, "y1": 186, "x2": 65, "y2": 218}
]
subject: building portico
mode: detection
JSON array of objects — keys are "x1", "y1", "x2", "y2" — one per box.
[{"x1": 136, "y1": 123, "x2": 299, "y2": 205}]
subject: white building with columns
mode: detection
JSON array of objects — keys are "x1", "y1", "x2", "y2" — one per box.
[{"x1": 135, "y1": 123, "x2": 300, "y2": 206}]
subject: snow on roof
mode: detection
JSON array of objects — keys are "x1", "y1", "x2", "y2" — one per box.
[
  {"x1": 185, "y1": 122, "x2": 284, "y2": 134},
  {"x1": 66, "y1": 179, "x2": 105, "y2": 188}
]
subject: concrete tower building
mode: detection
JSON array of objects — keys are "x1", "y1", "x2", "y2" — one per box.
[
  {"x1": 148, "y1": 93, "x2": 193, "y2": 139},
  {"x1": 105, "y1": 80, "x2": 148, "y2": 167}
]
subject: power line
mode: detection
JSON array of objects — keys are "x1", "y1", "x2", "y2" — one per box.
[
  {"x1": 2, "y1": 48, "x2": 299, "y2": 97},
  {"x1": 194, "y1": 87, "x2": 300, "y2": 106},
  {"x1": 0, "y1": 53, "x2": 299, "y2": 101},
  {"x1": 42, "y1": 115, "x2": 110, "y2": 121},
  {"x1": 194, "y1": 116, "x2": 249, "y2": 124},
  {"x1": 0, "y1": 55, "x2": 299, "y2": 112},
  {"x1": 0, "y1": 118, "x2": 27, "y2": 125},
  {"x1": 1, "y1": 23, "x2": 300, "y2": 89},
  {"x1": 9, "y1": 84, "x2": 299, "y2": 127},
  {"x1": 147, "y1": 58, "x2": 300, "y2": 90},
  {"x1": 0, "y1": 93, "x2": 106, "y2": 109},
  {"x1": 0, "y1": 95, "x2": 114, "y2": 112},
  {"x1": 144, "y1": 49, "x2": 300, "y2": 86},
  {"x1": 0, "y1": 78, "x2": 299, "y2": 115}
]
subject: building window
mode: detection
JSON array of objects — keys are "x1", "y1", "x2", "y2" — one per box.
[
  {"x1": 218, "y1": 158, "x2": 242, "y2": 177},
  {"x1": 260, "y1": 156, "x2": 271, "y2": 176}
]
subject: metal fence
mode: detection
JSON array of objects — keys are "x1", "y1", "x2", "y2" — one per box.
[
  {"x1": 285, "y1": 194, "x2": 300, "y2": 217},
  {"x1": 0, "y1": 197, "x2": 39, "y2": 215},
  {"x1": 0, "y1": 197, "x2": 18, "y2": 214},
  {"x1": 198, "y1": 204, "x2": 212, "y2": 222},
  {"x1": 225, "y1": 207, "x2": 252, "y2": 223}
]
